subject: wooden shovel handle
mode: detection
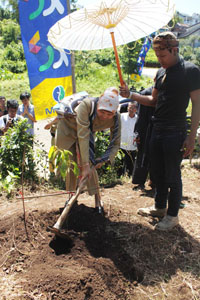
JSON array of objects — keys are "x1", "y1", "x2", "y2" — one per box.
[{"x1": 53, "y1": 176, "x2": 88, "y2": 230}]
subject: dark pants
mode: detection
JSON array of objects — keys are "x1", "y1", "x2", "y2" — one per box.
[
  {"x1": 150, "y1": 127, "x2": 186, "y2": 217},
  {"x1": 132, "y1": 138, "x2": 154, "y2": 185},
  {"x1": 120, "y1": 149, "x2": 136, "y2": 177}
]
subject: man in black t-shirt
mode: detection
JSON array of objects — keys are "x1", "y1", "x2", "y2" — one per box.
[{"x1": 120, "y1": 32, "x2": 200, "y2": 231}]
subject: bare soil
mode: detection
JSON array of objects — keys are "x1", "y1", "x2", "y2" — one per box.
[{"x1": 0, "y1": 159, "x2": 200, "y2": 300}]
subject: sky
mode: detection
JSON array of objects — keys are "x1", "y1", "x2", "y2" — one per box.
[{"x1": 76, "y1": 0, "x2": 199, "y2": 16}]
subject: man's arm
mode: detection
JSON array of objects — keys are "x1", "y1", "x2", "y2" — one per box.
[
  {"x1": 182, "y1": 89, "x2": 200, "y2": 157},
  {"x1": 119, "y1": 83, "x2": 157, "y2": 107},
  {"x1": 44, "y1": 116, "x2": 59, "y2": 130}
]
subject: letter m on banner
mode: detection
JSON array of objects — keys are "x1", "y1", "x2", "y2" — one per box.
[{"x1": 18, "y1": 0, "x2": 73, "y2": 120}]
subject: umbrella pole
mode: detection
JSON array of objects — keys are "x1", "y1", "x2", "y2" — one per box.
[{"x1": 110, "y1": 31, "x2": 124, "y2": 86}]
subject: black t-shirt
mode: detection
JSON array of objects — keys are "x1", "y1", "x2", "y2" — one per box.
[{"x1": 154, "y1": 58, "x2": 200, "y2": 127}]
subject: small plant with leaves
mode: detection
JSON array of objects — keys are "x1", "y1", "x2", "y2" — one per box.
[
  {"x1": 48, "y1": 145, "x2": 79, "y2": 181},
  {"x1": 0, "y1": 171, "x2": 19, "y2": 197},
  {"x1": 95, "y1": 131, "x2": 124, "y2": 186}
]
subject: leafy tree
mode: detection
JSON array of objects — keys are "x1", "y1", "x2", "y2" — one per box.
[
  {"x1": 94, "y1": 48, "x2": 115, "y2": 66},
  {"x1": 1, "y1": 19, "x2": 20, "y2": 46},
  {"x1": 3, "y1": 41, "x2": 24, "y2": 60},
  {"x1": 179, "y1": 35, "x2": 200, "y2": 66},
  {"x1": 1, "y1": 0, "x2": 18, "y2": 22},
  {"x1": 0, "y1": 7, "x2": 14, "y2": 20},
  {"x1": 120, "y1": 39, "x2": 144, "y2": 82}
]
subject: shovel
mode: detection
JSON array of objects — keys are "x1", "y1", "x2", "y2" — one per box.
[{"x1": 49, "y1": 166, "x2": 102, "y2": 238}]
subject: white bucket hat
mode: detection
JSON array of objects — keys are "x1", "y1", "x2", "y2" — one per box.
[{"x1": 98, "y1": 87, "x2": 119, "y2": 113}]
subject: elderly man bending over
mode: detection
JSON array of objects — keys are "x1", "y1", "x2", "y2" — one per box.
[{"x1": 55, "y1": 87, "x2": 121, "y2": 213}]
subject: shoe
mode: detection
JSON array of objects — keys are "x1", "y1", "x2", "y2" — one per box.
[
  {"x1": 137, "y1": 205, "x2": 166, "y2": 217},
  {"x1": 155, "y1": 215, "x2": 179, "y2": 231},
  {"x1": 180, "y1": 201, "x2": 185, "y2": 209}
]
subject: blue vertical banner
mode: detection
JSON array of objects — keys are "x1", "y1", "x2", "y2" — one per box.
[
  {"x1": 137, "y1": 37, "x2": 152, "y2": 76},
  {"x1": 131, "y1": 37, "x2": 151, "y2": 81},
  {"x1": 18, "y1": 0, "x2": 73, "y2": 120}
]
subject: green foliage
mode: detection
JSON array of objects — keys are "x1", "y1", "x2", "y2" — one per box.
[
  {"x1": 3, "y1": 41, "x2": 25, "y2": 61},
  {"x1": 76, "y1": 63, "x2": 119, "y2": 96},
  {"x1": 120, "y1": 40, "x2": 144, "y2": 76},
  {"x1": 93, "y1": 48, "x2": 115, "y2": 66},
  {"x1": 0, "y1": 119, "x2": 37, "y2": 181},
  {"x1": 0, "y1": 18, "x2": 26, "y2": 73},
  {"x1": 169, "y1": 12, "x2": 184, "y2": 29},
  {"x1": 48, "y1": 145, "x2": 79, "y2": 180},
  {"x1": 145, "y1": 48, "x2": 160, "y2": 68},
  {"x1": 179, "y1": 35, "x2": 200, "y2": 66},
  {"x1": 0, "y1": 19, "x2": 20, "y2": 46},
  {"x1": 0, "y1": 171, "x2": 19, "y2": 197},
  {"x1": 0, "y1": 7, "x2": 14, "y2": 20},
  {"x1": 0, "y1": 73, "x2": 29, "y2": 98},
  {"x1": 1, "y1": 0, "x2": 19, "y2": 22},
  {"x1": 1, "y1": 59, "x2": 26, "y2": 73},
  {"x1": 94, "y1": 131, "x2": 124, "y2": 186},
  {"x1": 0, "y1": 119, "x2": 39, "y2": 196}
]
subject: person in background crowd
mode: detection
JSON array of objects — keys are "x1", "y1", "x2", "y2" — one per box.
[
  {"x1": 0, "y1": 96, "x2": 8, "y2": 117},
  {"x1": 120, "y1": 101, "x2": 138, "y2": 177},
  {"x1": 18, "y1": 92, "x2": 36, "y2": 136},
  {"x1": 132, "y1": 86, "x2": 155, "y2": 190},
  {"x1": 120, "y1": 32, "x2": 200, "y2": 230},
  {"x1": 0, "y1": 100, "x2": 23, "y2": 136}
]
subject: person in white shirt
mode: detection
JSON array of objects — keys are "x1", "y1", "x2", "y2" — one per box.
[
  {"x1": 18, "y1": 92, "x2": 36, "y2": 136},
  {"x1": 120, "y1": 101, "x2": 138, "y2": 176},
  {"x1": 0, "y1": 100, "x2": 23, "y2": 136}
]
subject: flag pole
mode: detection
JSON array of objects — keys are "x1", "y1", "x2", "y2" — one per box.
[{"x1": 67, "y1": 0, "x2": 76, "y2": 93}]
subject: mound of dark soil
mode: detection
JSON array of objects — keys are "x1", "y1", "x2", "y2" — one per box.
[{"x1": 0, "y1": 163, "x2": 200, "y2": 299}]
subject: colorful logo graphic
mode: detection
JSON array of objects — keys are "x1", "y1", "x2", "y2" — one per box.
[
  {"x1": 53, "y1": 85, "x2": 65, "y2": 102},
  {"x1": 29, "y1": 31, "x2": 41, "y2": 54}
]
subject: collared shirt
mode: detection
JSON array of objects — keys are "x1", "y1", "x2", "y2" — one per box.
[
  {"x1": 120, "y1": 113, "x2": 137, "y2": 151},
  {"x1": 17, "y1": 104, "x2": 35, "y2": 135}
]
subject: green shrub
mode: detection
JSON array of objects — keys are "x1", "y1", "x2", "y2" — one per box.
[
  {"x1": 0, "y1": 59, "x2": 26, "y2": 73},
  {"x1": 0, "y1": 19, "x2": 20, "y2": 47},
  {"x1": 0, "y1": 119, "x2": 37, "y2": 182},
  {"x1": 95, "y1": 131, "x2": 124, "y2": 186}
]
